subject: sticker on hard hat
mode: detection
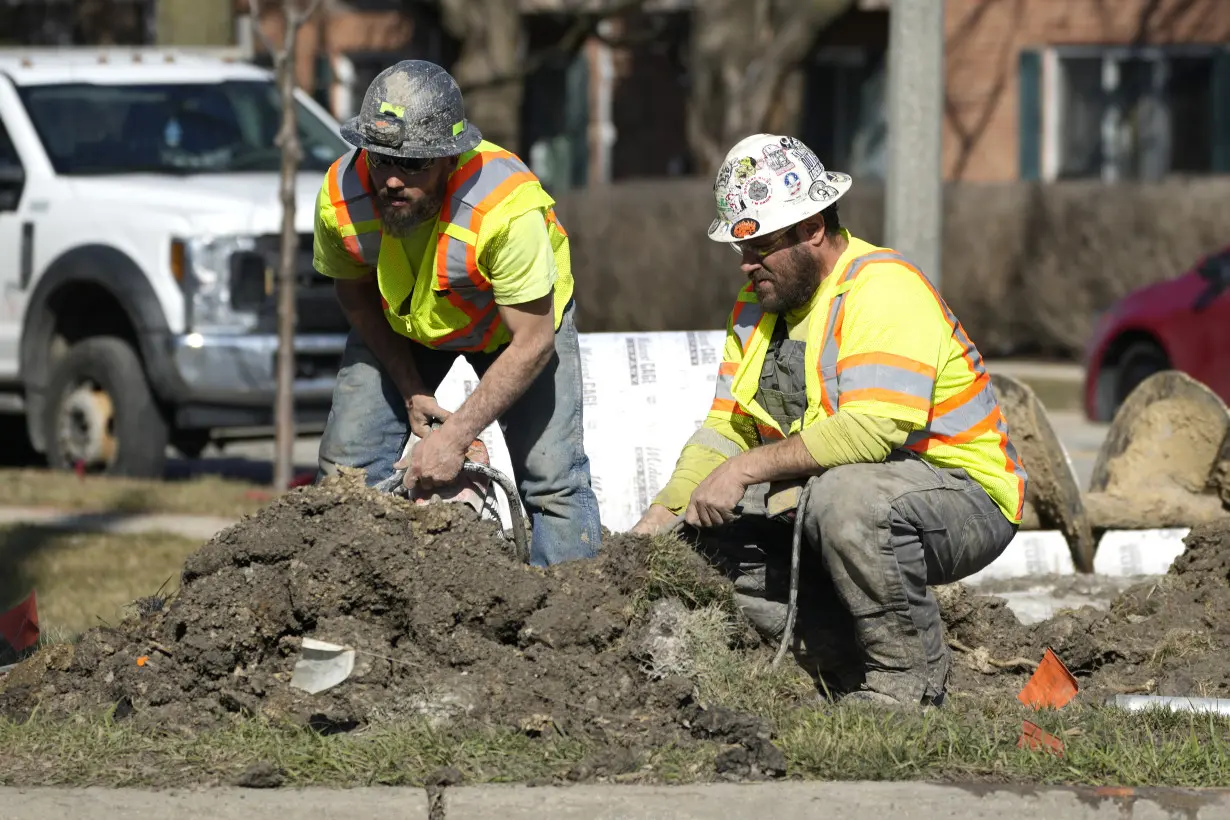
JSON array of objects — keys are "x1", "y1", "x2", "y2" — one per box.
[
  {"x1": 783, "y1": 171, "x2": 802, "y2": 198},
  {"x1": 745, "y1": 178, "x2": 772, "y2": 205},
  {"x1": 809, "y1": 180, "x2": 838, "y2": 202},
  {"x1": 762, "y1": 144, "x2": 795, "y2": 175},
  {"x1": 732, "y1": 218, "x2": 760, "y2": 238}
]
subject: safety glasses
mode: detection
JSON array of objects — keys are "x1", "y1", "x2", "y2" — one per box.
[
  {"x1": 729, "y1": 225, "x2": 795, "y2": 260},
  {"x1": 365, "y1": 151, "x2": 436, "y2": 174}
]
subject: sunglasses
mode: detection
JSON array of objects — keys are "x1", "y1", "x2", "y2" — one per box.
[
  {"x1": 729, "y1": 226, "x2": 795, "y2": 259},
  {"x1": 365, "y1": 151, "x2": 436, "y2": 174}
]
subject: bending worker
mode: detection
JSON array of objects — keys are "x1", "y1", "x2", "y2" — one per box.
[
  {"x1": 632, "y1": 134, "x2": 1027, "y2": 708},
  {"x1": 313, "y1": 59, "x2": 603, "y2": 567}
]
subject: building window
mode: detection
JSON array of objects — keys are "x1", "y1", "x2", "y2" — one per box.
[
  {"x1": 1051, "y1": 47, "x2": 1218, "y2": 181},
  {"x1": 803, "y1": 47, "x2": 887, "y2": 180}
]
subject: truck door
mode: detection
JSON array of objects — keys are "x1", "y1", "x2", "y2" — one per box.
[{"x1": 0, "y1": 112, "x2": 26, "y2": 381}]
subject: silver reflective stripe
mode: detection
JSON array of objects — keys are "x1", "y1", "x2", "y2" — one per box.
[
  {"x1": 714, "y1": 370, "x2": 735, "y2": 404},
  {"x1": 336, "y1": 151, "x2": 382, "y2": 265},
  {"x1": 905, "y1": 380, "x2": 1000, "y2": 443},
  {"x1": 731, "y1": 293, "x2": 763, "y2": 352},
  {"x1": 686, "y1": 426, "x2": 745, "y2": 458},
  {"x1": 837, "y1": 362, "x2": 934, "y2": 402}
]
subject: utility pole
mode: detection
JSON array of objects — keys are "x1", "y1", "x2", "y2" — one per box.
[{"x1": 884, "y1": 0, "x2": 945, "y2": 290}]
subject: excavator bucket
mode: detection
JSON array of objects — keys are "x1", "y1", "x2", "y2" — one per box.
[
  {"x1": 1085, "y1": 370, "x2": 1230, "y2": 536},
  {"x1": 991, "y1": 373, "x2": 1097, "y2": 572}
]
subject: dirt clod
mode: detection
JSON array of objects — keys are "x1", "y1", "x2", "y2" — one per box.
[
  {"x1": 940, "y1": 518, "x2": 1230, "y2": 702},
  {"x1": 235, "y1": 761, "x2": 285, "y2": 789}
]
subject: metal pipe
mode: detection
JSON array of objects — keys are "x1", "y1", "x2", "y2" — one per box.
[{"x1": 1108, "y1": 695, "x2": 1230, "y2": 715}]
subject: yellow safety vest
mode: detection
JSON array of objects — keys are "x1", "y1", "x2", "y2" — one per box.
[
  {"x1": 322, "y1": 140, "x2": 574, "y2": 352},
  {"x1": 696, "y1": 246, "x2": 1028, "y2": 524}
]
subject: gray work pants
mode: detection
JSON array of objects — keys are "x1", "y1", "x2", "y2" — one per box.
[{"x1": 690, "y1": 450, "x2": 1017, "y2": 704}]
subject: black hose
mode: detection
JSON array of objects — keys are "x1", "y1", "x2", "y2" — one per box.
[
  {"x1": 772, "y1": 477, "x2": 814, "y2": 668},
  {"x1": 461, "y1": 461, "x2": 531, "y2": 564}
]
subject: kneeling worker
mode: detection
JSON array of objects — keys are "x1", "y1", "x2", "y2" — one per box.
[
  {"x1": 313, "y1": 60, "x2": 602, "y2": 567},
  {"x1": 632, "y1": 134, "x2": 1027, "y2": 707}
]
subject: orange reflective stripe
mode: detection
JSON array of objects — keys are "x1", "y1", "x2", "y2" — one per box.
[
  {"x1": 718, "y1": 361, "x2": 739, "y2": 377},
  {"x1": 839, "y1": 387, "x2": 931, "y2": 413},
  {"x1": 757, "y1": 424, "x2": 785, "y2": 441},
  {"x1": 327, "y1": 156, "x2": 365, "y2": 266},
  {"x1": 930, "y1": 370, "x2": 989, "y2": 418}
]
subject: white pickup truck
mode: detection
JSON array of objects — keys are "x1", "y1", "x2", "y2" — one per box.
[{"x1": 0, "y1": 48, "x2": 352, "y2": 477}]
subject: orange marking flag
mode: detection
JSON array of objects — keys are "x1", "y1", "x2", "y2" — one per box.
[{"x1": 0, "y1": 590, "x2": 40, "y2": 655}]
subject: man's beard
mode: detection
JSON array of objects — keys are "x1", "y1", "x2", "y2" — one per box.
[
  {"x1": 757, "y1": 244, "x2": 821, "y2": 313},
  {"x1": 377, "y1": 185, "x2": 444, "y2": 237}
]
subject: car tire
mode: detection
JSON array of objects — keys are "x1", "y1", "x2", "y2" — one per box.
[
  {"x1": 43, "y1": 336, "x2": 169, "y2": 478},
  {"x1": 1115, "y1": 340, "x2": 1170, "y2": 410}
]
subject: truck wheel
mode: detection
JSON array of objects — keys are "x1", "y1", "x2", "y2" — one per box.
[{"x1": 43, "y1": 337, "x2": 169, "y2": 478}]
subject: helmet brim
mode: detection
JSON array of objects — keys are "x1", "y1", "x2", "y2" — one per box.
[
  {"x1": 339, "y1": 117, "x2": 483, "y2": 159},
  {"x1": 708, "y1": 171, "x2": 852, "y2": 243}
]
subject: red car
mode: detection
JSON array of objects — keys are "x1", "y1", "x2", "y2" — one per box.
[{"x1": 1083, "y1": 244, "x2": 1230, "y2": 422}]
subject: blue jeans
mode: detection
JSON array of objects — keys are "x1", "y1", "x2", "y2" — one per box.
[{"x1": 317, "y1": 301, "x2": 603, "y2": 567}]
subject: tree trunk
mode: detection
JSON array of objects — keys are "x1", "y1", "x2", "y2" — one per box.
[
  {"x1": 254, "y1": 0, "x2": 317, "y2": 492},
  {"x1": 686, "y1": 0, "x2": 855, "y2": 173},
  {"x1": 439, "y1": 0, "x2": 524, "y2": 151},
  {"x1": 273, "y1": 40, "x2": 300, "y2": 492}
]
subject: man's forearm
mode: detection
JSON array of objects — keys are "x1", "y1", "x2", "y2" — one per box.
[
  {"x1": 730, "y1": 434, "x2": 822, "y2": 485},
  {"x1": 334, "y1": 277, "x2": 426, "y2": 398},
  {"x1": 446, "y1": 331, "x2": 555, "y2": 443}
]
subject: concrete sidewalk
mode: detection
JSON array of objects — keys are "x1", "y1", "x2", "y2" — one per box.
[{"x1": 3, "y1": 782, "x2": 1227, "y2": 819}]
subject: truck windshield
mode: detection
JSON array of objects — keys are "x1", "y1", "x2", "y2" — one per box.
[{"x1": 16, "y1": 79, "x2": 349, "y2": 175}]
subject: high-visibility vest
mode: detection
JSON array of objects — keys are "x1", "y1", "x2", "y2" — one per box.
[
  {"x1": 694, "y1": 246, "x2": 1028, "y2": 524},
  {"x1": 322, "y1": 140, "x2": 574, "y2": 352}
]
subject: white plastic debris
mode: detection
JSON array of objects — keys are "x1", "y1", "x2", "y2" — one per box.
[{"x1": 289, "y1": 638, "x2": 356, "y2": 695}]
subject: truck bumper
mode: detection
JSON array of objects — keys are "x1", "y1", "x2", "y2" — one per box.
[{"x1": 166, "y1": 331, "x2": 347, "y2": 431}]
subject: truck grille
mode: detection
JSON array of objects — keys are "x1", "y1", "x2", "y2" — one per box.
[{"x1": 234, "y1": 234, "x2": 351, "y2": 334}]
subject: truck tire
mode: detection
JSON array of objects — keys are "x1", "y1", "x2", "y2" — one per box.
[{"x1": 43, "y1": 336, "x2": 169, "y2": 478}]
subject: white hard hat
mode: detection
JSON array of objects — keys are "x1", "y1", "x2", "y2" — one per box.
[{"x1": 707, "y1": 133, "x2": 852, "y2": 243}]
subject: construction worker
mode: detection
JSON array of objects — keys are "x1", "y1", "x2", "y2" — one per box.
[
  {"x1": 313, "y1": 60, "x2": 602, "y2": 567},
  {"x1": 631, "y1": 134, "x2": 1028, "y2": 708}
]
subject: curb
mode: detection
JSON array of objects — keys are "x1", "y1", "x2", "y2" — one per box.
[{"x1": 3, "y1": 781, "x2": 1228, "y2": 819}]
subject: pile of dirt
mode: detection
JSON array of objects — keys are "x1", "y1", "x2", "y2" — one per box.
[
  {"x1": 939, "y1": 518, "x2": 1230, "y2": 702},
  {"x1": 0, "y1": 471, "x2": 787, "y2": 779}
]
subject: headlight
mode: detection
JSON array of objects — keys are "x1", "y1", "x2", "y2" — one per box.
[{"x1": 175, "y1": 235, "x2": 264, "y2": 333}]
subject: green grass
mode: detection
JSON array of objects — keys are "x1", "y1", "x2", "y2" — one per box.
[
  {"x1": 0, "y1": 468, "x2": 273, "y2": 518},
  {"x1": 1, "y1": 702, "x2": 1227, "y2": 788}
]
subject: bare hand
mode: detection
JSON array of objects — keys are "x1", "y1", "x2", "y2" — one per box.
[
  {"x1": 630, "y1": 504, "x2": 679, "y2": 536},
  {"x1": 685, "y1": 460, "x2": 748, "y2": 529},
  {"x1": 406, "y1": 394, "x2": 452, "y2": 439},
  {"x1": 402, "y1": 426, "x2": 467, "y2": 490}
]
